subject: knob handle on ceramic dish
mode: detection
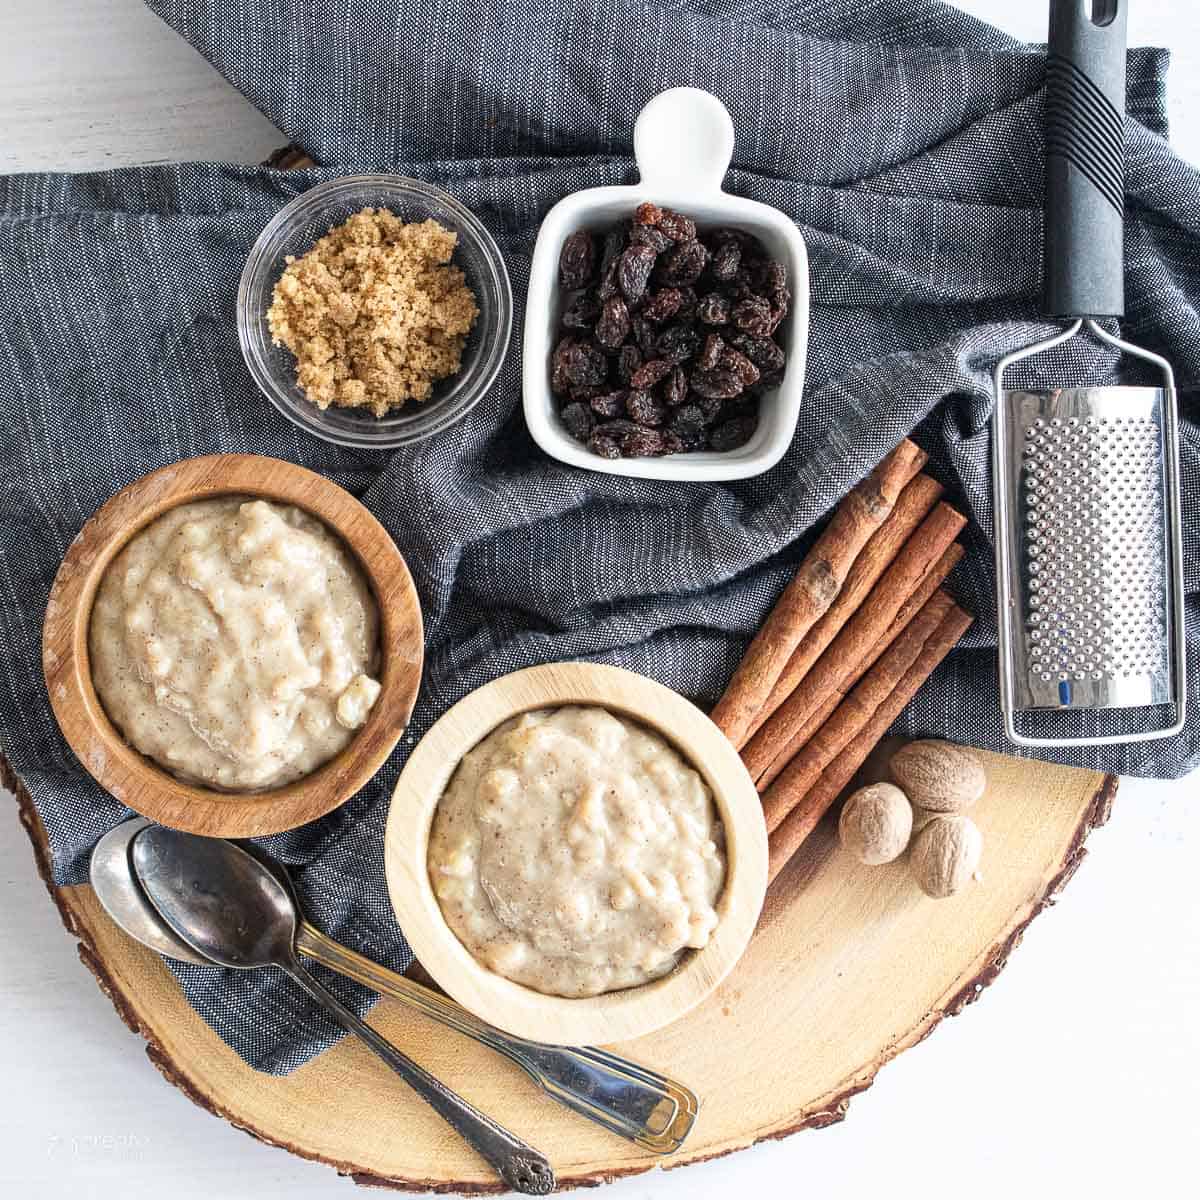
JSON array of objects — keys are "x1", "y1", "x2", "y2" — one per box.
[{"x1": 633, "y1": 87, "x2": 735, "y2": 197}]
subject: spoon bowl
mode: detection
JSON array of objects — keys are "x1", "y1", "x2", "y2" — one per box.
[
  {"x1": 131, "y1": 826, "x2": 298, "y2": 970},
  {"x1": 129, "y1": 825, "x2": 555, "y2": 1194},
  {"x1": 90, "y1": 818, "x2": 208, "y2": 966}
]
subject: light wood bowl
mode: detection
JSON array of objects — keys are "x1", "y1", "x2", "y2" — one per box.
[
  {"x1": 43, "y1": 454, "x2": 424, "y2": 838},
  {"x1": 384, "y1": 662, "x2": 768, "y2": 1046}
]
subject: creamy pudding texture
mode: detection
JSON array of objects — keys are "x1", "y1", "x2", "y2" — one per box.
[
  {"x1": 89, "y1": 497, "x2": 381, "y2": 791},
  {"x1": 428, "y1": 706, "x2": 726, "y2": 998}
]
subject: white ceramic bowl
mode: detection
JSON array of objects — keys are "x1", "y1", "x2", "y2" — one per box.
[{"x1": 523, "y1": 88, "x2": 810, "y2": 482}]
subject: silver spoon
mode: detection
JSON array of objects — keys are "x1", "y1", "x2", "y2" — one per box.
[
  {"x1": 90, "y1": 819, "x2": 695, "y2": 1152},
  {"x1": 129, "y1": 824, "x2": 555, "y2": 1195}
]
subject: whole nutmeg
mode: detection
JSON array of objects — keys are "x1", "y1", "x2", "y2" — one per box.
[
  {"x1": 838, "y1": 783, "x2": 913, "y2": 865},
  {"x1": 909, "y1": 814, "x2": 983, "y2": 898},
  {"x1": 890, "y1": 739, "x2": 986, "y2": 813}
]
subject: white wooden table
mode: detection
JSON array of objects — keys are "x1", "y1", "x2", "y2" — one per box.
[{"x1": 1, "y1": 4, "x2": 1197, "y2": 1198}]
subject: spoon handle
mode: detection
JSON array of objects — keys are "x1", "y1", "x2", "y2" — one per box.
[
  {"x1": 295, "y1": 922, "x2": 696, "y2": 1152},
  {"x1": 280, "y1": 957, "x2": 555, "y2": 1196}
]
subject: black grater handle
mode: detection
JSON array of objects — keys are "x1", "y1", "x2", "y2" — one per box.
[{"x1": 1043, "y1": 0, "x2": 1127, "y2": 319}]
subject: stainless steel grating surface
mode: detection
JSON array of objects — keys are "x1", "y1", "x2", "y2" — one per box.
[
  {"x1": 1022, "y1": 412, "x2": 1167, "y2": 680},
  {"x1": 1003, "y1": 388, "x2": 1172, "y2": 712}
]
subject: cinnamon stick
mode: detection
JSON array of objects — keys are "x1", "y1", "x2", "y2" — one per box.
[
  {"x1": 755, "y1": 545, "x2": 965, "y2": 789},
  {"x1": 710, "y1": 439, "x2": 927, "y2": 748},
  {"x1": 760, "y1": 591, "x2": 955, "y2": 831},
  {"x1": 766, "y1": 604, "x2": 974, "y2": 881},
  {"x1": 741, "y1": 501, "x2": 966, "y2": 782},
  {"x1": 742, "y1": 473, "x2": 944, "y2": 743}
]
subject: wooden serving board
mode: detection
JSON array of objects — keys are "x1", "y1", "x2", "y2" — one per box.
[{"x1": 6, "y1": 751, "x2": 1114, "y2": 1193}]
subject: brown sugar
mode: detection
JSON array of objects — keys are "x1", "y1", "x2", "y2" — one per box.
[{"x1": 267, "y1": 208, "x2": 479, "y2": 418}]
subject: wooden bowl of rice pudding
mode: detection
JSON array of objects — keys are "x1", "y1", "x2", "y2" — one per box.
[
  {"x1": 385, "y1": 663, "x2": 768, "y2": 1045},
  {"x1": 44, "y1": 455, "x2": 423, "y2": 838}
]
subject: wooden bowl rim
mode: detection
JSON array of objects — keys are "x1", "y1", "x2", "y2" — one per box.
[
  {"x1": 42, "y1": 454, "x2": 424, "y2": 838},
  {"x1": 384, "y1": 662, "x2": 768, "y2": 1045}
]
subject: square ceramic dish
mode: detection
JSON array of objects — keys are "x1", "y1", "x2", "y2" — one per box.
[{"x1": 523, "y1": 88, "x2": 809, "y2": 482}]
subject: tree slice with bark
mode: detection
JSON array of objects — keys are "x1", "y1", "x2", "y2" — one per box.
[{"x1": 4, "y1": 751, "x2": 1114, "y2": 1193}]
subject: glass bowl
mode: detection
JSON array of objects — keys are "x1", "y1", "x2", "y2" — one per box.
[{"x1": 238, "y1": 175, "x2": 513, "y2": 449}]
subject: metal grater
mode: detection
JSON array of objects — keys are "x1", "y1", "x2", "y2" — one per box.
[
  {"x1": 994, "y1": 340, "x2": 1185, "y2": 744},
  {"x1": 992, "y1": 2, "x2": 1186, "y2": 748}
]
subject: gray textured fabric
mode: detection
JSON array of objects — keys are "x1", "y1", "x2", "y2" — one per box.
[{"x1": 1, "y1": 0, "x2": 1198, "y2": 1072}]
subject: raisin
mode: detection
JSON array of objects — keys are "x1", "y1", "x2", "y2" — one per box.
[
  {"x1": 709, "y1": 416, "x2": 758, "y2": 452},
  {"x1": 658, "y1": 240, "x2": 709, "y2": 286},
  {"x1": 696, "y1": 293, "x2": 731, "y2": 325},
  {"x1": 616, "y1": 344, "x2": 642, "y2": 385},
  {"x1": 711, "y1": 241, "x2": 741, "y2": 281},
  {"x1": 715, "y1": 398, "x2": 757, "y2": 426},
  {"x1": 675, "y1": 285, "x2": 698, "y2": 314},
  {"x1": 558, "y1": 230, "x2": 596, "y2": 289},
  {"x1": 668, "y1": 411, "x2": 708, "y2": 451},
  {"x1": 629, "y1": 225, "x2": 674, "y2": 253},
  {"x1": 658, "y1": 209, "x2": 698, "y2": 242},
  {"x1": 620, "y1": 426, "x2": 668, "y2": 457},
  {"x1": 691, "y1": 369, "x2": 744, "y2": 400},
  {"x1": 596, "y1": 224, "x2": 628, "y2": 300},
  {"x1": 742, "y1": 256, "x2": 771, "y2": 293},
  {"x1": 625, "y1": 390, "x2": 667, "y2": 427},
  {"x1": 719, "y1": 346, "x2": 761, "y2": 387},
  {"x1": 732, "y1": 296, "x2": 775, "y2": 337},
  {"x1": 568, "y1": 384, "x2": 604, "y2": 404},
  {"x1": 691, "y1": 393, "x2": 724, "y2": 423},
  {"x1": 730, "y1": 332, "x2": 785, "y2": 372},
  {"x1": 552, "y1": 336, "x2": 608, "y2": 388},
  {"x1": 600, "y1": 223, "x2": 628, "y2": 273},
  {"x1": 656, "y1": 324, "x2": 700, "y2": 364},
  {"x1": 710, "y1": 227, "x2": 753, "y2": 247},
  {"x1": 727, "y1": 267, "x2": 755, "y2": 300},
  {"x1": 597, "y1": 257, "x2": 620, "y2": 301},
  {"x1": 698, "y1": 333, "x2": 725, "y2": 371},
  {"x1": 750, "y1": 368, "x2": 785, "y2": 394},
  {"x1": 636, "y1": 202, "x2": 697, "y2": 242},
  {"x1": 551, "y1": 358, "x2": 571, "y2": 396},
  {"x1": 663, "y1": 366, "x2": 688, "y2": 407},
  {"x1": 588, "y1": 432, "x2": 622, "y2": 459},
  {"x1": 632, "y1": 313, "x2": 657, "y2": 355},
  {"x1": 630, "y1": 358, "x2": 672, "y2": 389},
  {"x1": 763, "y1": 260, "x2": 788, "y2": 300},
  {"x1": 592, "y1": 419, "x2": 657, "y2": 457},
  {"x1": 589, "y1": 391, "x2": 627, "y2": 418},
  {"x1": 595, "y1": 296, "x2": 632, "y2": 349},
  {"x1": 561, "y1": 289, "x2": 600, "y2": 330},
  {"x1": 672, "y1": 403, "x2": 706, "y2": 428},
  {"x1": 617, "y1": 245, "x2": 657, "y2": 304},
  {"x1": 560, "y1": 402, "x2": 594, "y2": 442},
  {"x1": 642, "y1": 288, "x2": 685, "y2": 323}
]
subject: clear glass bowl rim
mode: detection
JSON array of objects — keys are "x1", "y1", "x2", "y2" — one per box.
[{"x1": 237, "y1": 174, "x2": 514, "y2": 450}]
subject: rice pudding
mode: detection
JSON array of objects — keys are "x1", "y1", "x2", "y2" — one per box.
[
  {"x1": 427, "y1": 706, "x2": 726, "y2": 998},
  {"x1": 89, "y1": 496, "x2": 380, "y2": 791}
]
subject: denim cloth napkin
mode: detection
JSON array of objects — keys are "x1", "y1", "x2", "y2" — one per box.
[{"x1": 2, "y1": 0, "x2": 1199, "y2": 1072}]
